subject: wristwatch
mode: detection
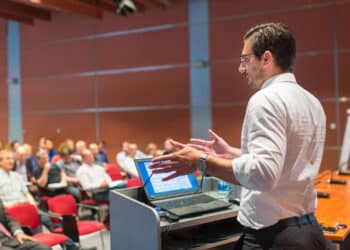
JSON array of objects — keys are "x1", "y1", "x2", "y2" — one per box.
[{"x1": 196, "y1": 152, "x2": 209, "y2": 173}]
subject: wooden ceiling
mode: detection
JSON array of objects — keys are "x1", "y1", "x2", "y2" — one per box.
[{"x1": 0, "y1": 0, "x2": 172, "y2": 25}]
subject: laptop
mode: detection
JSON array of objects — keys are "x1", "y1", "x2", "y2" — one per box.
[{"x1": 134, "y1": 158, "x2": 231, "y2": 218}]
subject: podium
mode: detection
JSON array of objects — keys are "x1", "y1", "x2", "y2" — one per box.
[{"x1": 110, "y1": 177, "x2": 243, "y2": 250}]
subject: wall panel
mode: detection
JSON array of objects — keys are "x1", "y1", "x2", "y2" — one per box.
[
  {"x1": 210, "y1": 0, "x2": 308, "y2": 18},
  {"x1": 336, "y1": 2, "x2": 350, "y2": 50},
  {"x1": 210, "y1": 6, "x2": 334, "y2": 61},
  {"x1": 21, "y1": 39, "x2": 96, "y2": 78},
  {"x1": 0, "y1": 80, "x2": 8, "y2": 113},
  {"x1": 322, "y1": 102, "x2": 338, "y2": 146},
  {"x1": 294, "y1": 54, "x2": 335, "y2": 99},
  {"x1": 339, "y1": 52, "x2": 350, "y2": 96},
  {"x1": 320, "y1": 148, "x2": 339, "y2": 173},
  {"x1": 95, "y1": 26, "x2": 189, "y2": 70},
  {"x1": 99, "y1": 109, "x2": 190, "y2": 161},
  {"x1": 0, "y1": 113, "x2": 8, "y2": 144},
  {"x1": 22, "y1": 77, "x2": 96, "y2": 111},
  {"x1": 211, "y1": 63, "x2": 254, "y2": 104},
  {"x1": 212, "y1": 105, "x2": 246, "y2": 146},
  {"x1": 97, "y1": 67, "x2": 189, "y2": 107},
  {"x1": 23, "y1": 113, "x2": 96, "y2": 150}
]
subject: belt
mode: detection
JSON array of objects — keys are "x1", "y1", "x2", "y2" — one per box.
[
  {"x1": 277, "y1": 213, "x2": 316, "y2": 227},
  {"x1": 244, "y1": 213, "x2": 317, "y2": 233}
]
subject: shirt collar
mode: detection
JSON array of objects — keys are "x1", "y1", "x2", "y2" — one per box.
[
  {"x1": 0, "y1": 168, "x2": 10, "y2": 176},
  {"x1": 261, "y1": 72, "x2": 297, "y2": 89}
]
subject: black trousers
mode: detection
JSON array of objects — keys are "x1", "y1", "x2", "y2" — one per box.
[
  {"x1": 235, "y1": 214, "x2": 331, "y2": 250},
  {"x1": 1, "y1": 239, "x2": 51, "y2": 250}
]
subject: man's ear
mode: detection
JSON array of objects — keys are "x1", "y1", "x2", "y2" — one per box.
[{"x1": 263, "y1": 50, "x2": 273, "y2": 65}]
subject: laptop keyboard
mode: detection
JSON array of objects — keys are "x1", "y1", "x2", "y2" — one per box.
[{"x1": 156, "y1": 194, "x2": 217, "y2": 210}]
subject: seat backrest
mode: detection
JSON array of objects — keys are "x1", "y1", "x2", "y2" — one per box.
[
  {"x1": 106, "y1": 164, "x2": 123, "y2": 180},
  {"x1": 47, "y1": 194, "x2": 77, "y2": 216},
  {"x1": 6, "y1": 203, "x2": 41, "y2": 230},
  {"x1": 126, "y1": 178, "x2": 142, "y2": 187}
]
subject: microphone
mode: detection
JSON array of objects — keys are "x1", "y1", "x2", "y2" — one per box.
[{"x1": 328, "y1": 172, "x2": 347, "y2": 185}]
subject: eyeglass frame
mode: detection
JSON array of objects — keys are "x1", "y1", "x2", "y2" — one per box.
[{"x1": 239, "y1": 53, "x2": 253, "y2": 65}]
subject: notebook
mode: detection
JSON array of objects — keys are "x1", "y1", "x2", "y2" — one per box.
[{"x1": 134, "y1": 158, "x2": 231, "y2": 218}]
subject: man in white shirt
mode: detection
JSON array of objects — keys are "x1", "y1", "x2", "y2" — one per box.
[
  {"x1": 150, "y1": 23, "x2": 329, "y2": 250},
  {"x1": 0, "y1": 149, "x2": 54, "y2": 233},
  {"x1": 77, "y1": 149, "x2": 112, "y2": 202},
  {"x1": 121, "y1": 143, "x2": 140, "y2": 178}
]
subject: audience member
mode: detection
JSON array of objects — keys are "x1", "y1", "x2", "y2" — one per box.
[
  {"x1": 13, "y1": 146, "x2": 31, "y2": 183},
  {"x1": 89, "y1": 143, "x2": 104, "y2": 166},
  {"x1": 45, "y1": 138, "x2": 57, "y2": 162},
  {"x1": 0, "y1": 198, "x2": 50, "y2": 250},
  {"x1": 32, "y1": 151, "x2": 80, "y2": 201},
  {"x1": 77, "y1": 149, "x2": 112, "y2": 202},
  {"x1": 0, "y1": 149, "x2": 53, "y2": 232},
  {"x1": 121, "y1": 143, "x2": 139, "y2": 178},
  {"x1": 145, "y1": 143, "x2": 158, "y2": 157},
  {"x1": 116, "y1": 141, "x2": 129, "y2": 168},
  {"x1": 96, "y1": 140, "x2": 109, "y2": 163},
  {"x1": 72, "y1": 140, "x2": 87, "y2": 163}
]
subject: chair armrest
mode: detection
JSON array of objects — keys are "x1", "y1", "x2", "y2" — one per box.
[
  {"x1": 78, "y1": 202, "x2": 102, "y2": 211},
  {"x1": 84, "y1": 187, "x2": 108, "y2": 193}
]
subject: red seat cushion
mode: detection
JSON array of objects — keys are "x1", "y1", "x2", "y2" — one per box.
[
  {"x1": 53, "y1": 227, "x2": 63, "y2": 233},
  {"x1": 80, "y1": 199, "x2": 97, "y2": 205},
  {"x1": 126, "y1": 178, "x2": 142, "y2": 187},
  {"x1": 33, "y1": 232, "x2": 68, "y2": 246},
  {"x1": 77, "y1": 221, "x2": 105, "y2": 235}
]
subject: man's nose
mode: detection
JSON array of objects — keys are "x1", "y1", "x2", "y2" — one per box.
[{"x1": 238, "y1": 62, "x2": 245, "y2": 74}]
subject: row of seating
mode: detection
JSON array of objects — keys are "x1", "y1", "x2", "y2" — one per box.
[
  {"x1": 7, "y1": 163, "x2": 142, "y2": 249},
  {"x1": 6, "y1": 194, "x2": 105, "y2": 249}
]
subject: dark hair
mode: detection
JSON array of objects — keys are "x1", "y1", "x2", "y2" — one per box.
[{"x1": 244, "y1": 23, "x2": 296, "y2": 71}]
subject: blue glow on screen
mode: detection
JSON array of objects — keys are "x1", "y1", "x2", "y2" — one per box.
[{"x1": 136, "y1": 160, "x2": 199, "y2": 197}]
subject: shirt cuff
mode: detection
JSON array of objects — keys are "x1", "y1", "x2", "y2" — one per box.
[
  {"x1": 232, "y1": 154, "x2": 250, "y2": 187},
  {"x1": 14, "y1": 229, "x2": 24, "y2": 236}
]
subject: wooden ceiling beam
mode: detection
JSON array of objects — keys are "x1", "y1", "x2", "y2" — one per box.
[
  {"x1": 0, "y1": 0, "x2": 51, "y2": 21},
  {"x1": 0, "y1": 11, "x2": 34, "y2": 25},
  {"x1": 29, "y1": 0, "x2": 104, "y2": 19},
  {"x1": 80, "y1": 0, "x2": 117, "y2": 12},
  {"x1": 135, "y1": 0, "x2": 171, "y2": 8}
]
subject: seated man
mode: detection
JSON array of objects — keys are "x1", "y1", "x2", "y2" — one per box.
[
  {"x1": 13, "y1": 146, "x2": 39, "y2": 197},
  {"x1": 77, "y1": 149, "x2": 112, "y2": 202},
  {"x1": 0, "y1": 198, "x2": 50, "y2": 250},
  {"x1": 0, "y1": 149, "x2": 53, "y2": 232},
  {"x1": 55, "y1": 145, "x2": 81, "y2": 197},
  {"x1": 32, "y1": 151, "x2": 80, "y2": 202},
  {"x1": 121, "y1": 143, "x2": 139, "y2": 178},
  {"x1": 88, "y1": 143, "x2": 105, "y2": 167}
]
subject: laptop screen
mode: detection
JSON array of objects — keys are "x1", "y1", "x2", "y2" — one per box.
[{"x1": 134, "y1": 158, "x2": 199, "y2": 200}]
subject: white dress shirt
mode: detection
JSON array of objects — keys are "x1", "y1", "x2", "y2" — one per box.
[
  {"x1": 122, "y1": 156, "x2": 139, "y2": 178},
  {"x1": 76, "y1": 163, "x2": 112, "y2": 190},
  {"x1": 233, "y1": 73, "x2": 326, "y2": 229},
  {"x1": 0, "y1": 169, "x2": 28, "y2": 206}
]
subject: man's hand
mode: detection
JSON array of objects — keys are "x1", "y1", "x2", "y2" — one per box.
[
  {"x1": 150, "y1": 140, "x2": 201, "y2": 181},
  {"x1": 100, "y1": 181, "x2": 109, "y2": 188},
  {"x1": 190, "y1": 129, "x2": 240, "y2": 158},
  {"x1": 43, "y1": 162, "x2": 51, "y2": 171},
  {"x1": 16, "y1": 232, "x2": 36, "y2": 244}
]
